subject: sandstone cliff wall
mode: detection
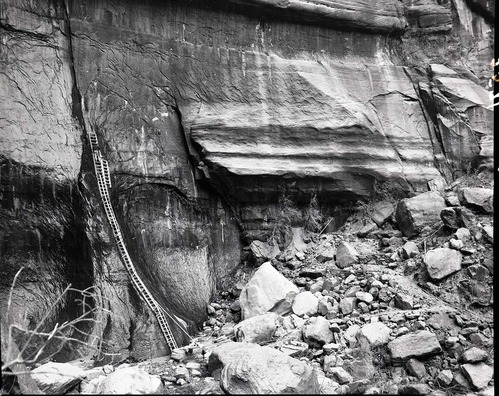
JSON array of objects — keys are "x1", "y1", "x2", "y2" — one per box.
[{"x1": 0, "y1": 0, "x2": 493, "y2": 360}]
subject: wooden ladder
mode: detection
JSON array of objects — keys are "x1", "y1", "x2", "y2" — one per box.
[{"x1": 87, "y1": 129, "x2": 179, "y2": 350}]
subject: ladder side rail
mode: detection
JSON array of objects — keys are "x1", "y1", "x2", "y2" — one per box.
[{"x1": 86, "y1": 134, "x2": 179, "y2": 350}]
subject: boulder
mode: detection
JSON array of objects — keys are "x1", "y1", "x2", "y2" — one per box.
[
  {"x1": 339, "y1": 297, "x2": 356, "y2": 315},
  {"x1": 209, "y1": 342, "x2": 321, "y2": 394},
  {"x1": 406, "y1": 358, "x2": 426, "y2": 378},
  {"x1": 269, "y1": 290, "x2": 298, "y2": 316},
  {"x1": 316, "y1": 245, "x2": 336, "y2": 263},
  {"x1": 424, "y1": 248, "x2": 462, "y2": 280},
  {"x1": 427, "y1": 176, "x2": 447, "y2": 194},
  {"x1": 343, "y1": 324, "x2": 361, "y2": 346},
  {"x1": 292, "y1": 291, "x2": 319, "y2": 316},
  {"x1": 459, "y1": 188, "x2": 493, "y2": 213},
  {"x1": 31, "y1": 362, "x2": 86, "y2": 395},
  {"x1": 249, "y1": 240, "x2": 280, "y2": 265},
  {"x1": 395, "y1": 192, "x2": 446, "y2": 237},
  {"x1": 440, "y1": 207, "x2": 460, "y2": 229},
  {"x1": 388, "y1": 330, "x2": 442, "y2": 361},
  {"x1": 233, "y1": 312, "x2": 282, "y2": 344},
  {"x1": 401, "y1": 241, "x2": 419, "y2": 259},
  {"x1": 303, "y1": 316, "x2": 334, "y2": 347},
  {"x1": 355, "y1": 291, "x2": 373, "y2": 304},
  {"x1": 461, "y1": 363, "x2": 493, "y2": 390},
  {"x1": 482, "y1": 225, "x2": 493, "y2": 243},
  {"x1": 454, "y1": 227, "x2": 471, "y2": 241},
  {"x1": 328, "y1": 367, "x2": 353, "y2": 385},
  {"x1": 449, "y1": 238, "x2": 463, "y2": 250},
  {"x1": 466, "y1": 264, "x2": 489, "y2": 281},
  {"x1": 394, "y1": 292, "x2": 414, "y2": 310},
  {"x1": 461, "y1": 347, "x2": 489, "y2": 363},
  {"x1": 357, "y1": 322, "x2": 391, "y2": 348},
  {"x1": 436, "y1": 369, "x2": 453, "y2": 387},
  {"x1": 95, "y1": 366, "x2": 161, "y2": 394},
  {"x1": 336, "y1": 241, "x2": 358, "y2": 268},
  {"x1": 445, "y1": 191, "x2": 461, "y2": 206},
  {"x1": 239, "y1": 262, "x2": 299, "y2": 319},
  {"x1": 357, "y1": 221, "x2": 378, "y2": 238},
  {"x1": 441, "y1": 207, "x2": 478, "y2": 230},
  {"x1": 371, "y1": 202, "x2": 395, "y2": 227}
]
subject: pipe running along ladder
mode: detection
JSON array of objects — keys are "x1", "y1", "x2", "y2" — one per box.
[{"x1": 85, "y1": 121, "x2": 184, "y2": 351}]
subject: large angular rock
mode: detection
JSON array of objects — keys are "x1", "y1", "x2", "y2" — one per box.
[
  {"x1": 209, "y1": 342, "x2": 321, "y2": 394},
  {"x1": 233, "y1": 312, "x2": 282, "y2": 344},
  {"x1": 388, "y1": 331, "x2": 442, "y2": 361},
  {"x1": 249, "y1": 240, "x2": 280, "y2": 265},
  {"x1": 95, "y1": 366, "x2": 161, "y2": 394},
  {"x1": 461, "y1": 363, "x2": 493, "y2": 390},
  {"x1": 461, "y1": 347, "x2": 489, "y2": 363},
  {"x1": 336, "y1": 241, "x2": 358, "y2": 268},
  {"x1": 371, "y1": 202, "x2": 395, "y2": 226},
  {"x1": 459, "y1": 188, "x2": 493, "y2": 213},
  {"x1": 424, "y1": 248, "x2": 462, "y2": 280},
  {"x1": 292, "y1": 291, "x2": 319, "y2": 316},
  {"x1": 31, "y1": 362, "x2": 86, "y2": 395},
  {"x1": 401, "y1": 241, "x2": 419, "y2": 259},
  {"x1": 357, "y1": 322, "x2": 391, "y2": 348},
  {"x1": 239, "y1": 262, "x2": 299, "y2": 319},
  {"x1": 303, "y1": 316, "x2": 334, "y2": 347},
  {"x1": 395, "y1": 192, "x2": 447, "y2": 237}
]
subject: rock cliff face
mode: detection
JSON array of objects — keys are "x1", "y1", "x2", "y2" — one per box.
[{"x1": 0, "y1": 0, "x2": 493, "y2": 361}]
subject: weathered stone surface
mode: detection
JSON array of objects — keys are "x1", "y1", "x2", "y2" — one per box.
[
  {"x1": 316, "y1": 245, "x2": 336, "y2": 263},
  {"x1": 336, "y1": 241, "x2": 358, "y2": 268},
  {"x1": 303, "y1": 316, "x2": 334, "y2": 347},
  {"x1": 355, "y1": 291, "x2": 374, "y2": 304},
  {"x1": 427, "y1": 176, "x2": 447, "y2": 194},
  {"x1": 396, "y1": 192, "x2": 447, "y2": 237},
  {"x1": 455, "y1": 227, "x2": 471, "y2": 241},
  {"x1": 436, "y1": 369, "x2": 453, "y2": 386},
  {"x1": 403, "y1": 2, "x2": 452, "y2": 33},
  {"x1": 292, "y1": 291, "x2": 319, "y2": 317},
  {"x1": 210, "y1": 342, "x2": 320, "y2": 394},
  {"x1": 357, "y1": 322, "x2": 391, "y2": 348},
  {"x1": 398, "y1": 383, "x2": 431, "y2": 394},
  {"x1": 466, "y1": 264, "x2": 489, "y2": 281},
  {"x1": 233, "y1": 312, "x2": 282, "y2": 344},
  {"x1": 95, "y1": 366, "x2": 161, "y2": 394},
  {"x1": 402, "y1": 241, "x2": 420, "y2": 259},
  {"x1": 31, "y1": 362, "x2": 86, "y2": 395},
  {"x1": 406, "y1": 358, "x2": 427, "y2": 378},
  {"x1": 371, "y1": 202, "x2": 395, "y2": 227},
  {"x1": 388, "y1": 331, "x2": 442, "y2": 361},
  {"x1": 328, "y1": 367, "x2": 353, "y2": 385},
  {"x1": 339, "y1": 297, "x2": 357, "y2": 315},
  {"x1": 250, "y1": 240, "x2": 280, "y2": 265},
  {"x1": 226, "y1": 0, "x2": 408, "y2": 34},
  {"x1": 344, "y1": 324, "x2": 361, "y2": 347},
  {"x1": 461, "y1": 347, "x2": 489, "y2": 363},
  {"x1": 239, "y1": 262, "x2": 299, "y2": 319},
  {"x1": 461, "y1": 363, "x2": 493, "y2": 390},
  {"x1": 395, "y1": 292, "x2": 414, "y2": 310},
  {"x1": 422, "y1": 64, "x2": 493, "y2": 171},
  {"x1": 459, "y1": 188, "x2": 493, "y2": 213},
  {"x1": 424, "y1": 248, "x2": 462, "y2": 280},
  {"x1": 2, "y1": 0, "x2": 494, "y2": 363}
]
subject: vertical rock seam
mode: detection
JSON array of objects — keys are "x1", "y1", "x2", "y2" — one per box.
[{"x1": 83, "y1": 107, "x2": 185, "y2": 351}]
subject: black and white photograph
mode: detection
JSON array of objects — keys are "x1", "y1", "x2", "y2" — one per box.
[{"x1": 0, "y1": 0, "x2": 495, "y2": 394}]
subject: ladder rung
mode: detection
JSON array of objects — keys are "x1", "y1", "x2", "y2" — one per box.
[{"x1": 90, "y1": 142, "x2": 178, "y2": 350}]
